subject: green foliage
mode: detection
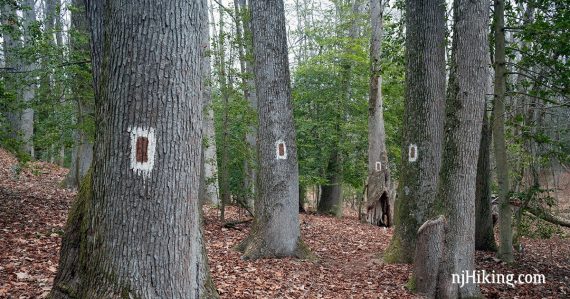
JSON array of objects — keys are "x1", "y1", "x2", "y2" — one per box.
[
  {"x1": 518, "y1": 212, "x2": 566, "y2": 239},
  {"x1": 0, "y1": 1, "x2": 94, "y2": 165},
  {"x1": 291, "y1": 4, "x2": 405, "y2": 193}
]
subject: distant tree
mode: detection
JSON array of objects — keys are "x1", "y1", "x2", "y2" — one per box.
[
  {"x1": 50, "y1": 0, "x2": 218, "y2": 297},
  {"x1": 64, "y1": 0, "x2": 94, "y2": 188},
  {"x1": 237, "y1": 0, "x2": 309, "y2": 259},
  {"x1": 317, "y1": 0, "x2": 363, "y2": 217}
]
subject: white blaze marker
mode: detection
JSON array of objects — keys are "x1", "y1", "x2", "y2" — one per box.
[
  {"x1": 129, "y1": 126, "x2": 156, "y2": 178},
  {"x1": 375, "y1": 161, "x2": 382, "y2": 172},
  {"x1": 276, "y1": 139, "x2": 287, "y2": 160},
  {"x1": 408, "y1": 144, "x2": 418, "y2": 162}
]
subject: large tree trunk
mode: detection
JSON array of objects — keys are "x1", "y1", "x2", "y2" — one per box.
[
  {"x1": 384, "y1": 0, "x2": 446, "y2": 264},
  {"x1": 65, "y1": 0, "x2": 94, "y2": 189},
  {"x1": 492, "y1": 0, "x2": 514, "y2": 263},
  {"x1": 365, "y1": 0, "x2": 393, "y2": 227},
  {"x1": 237, "y1": 0, "x2": 308, "y2": 260},
  {"x1": 51, "y1": 0, "x2": 217, "y2": 297},
  {"x1": 475, "y1": 100, "x2": 497, "y2": 251},
  {"x1": 433, "y1": 0, "x2": 489, "y2": 297}
]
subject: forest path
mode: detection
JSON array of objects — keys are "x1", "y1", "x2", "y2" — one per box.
[{"x1": 0, "y1": 148, "x2": 568, "y2": 298}]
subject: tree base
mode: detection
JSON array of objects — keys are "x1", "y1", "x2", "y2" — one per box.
[{"x1": 236, "y1": 236, "x2": 315, "y2": 261}]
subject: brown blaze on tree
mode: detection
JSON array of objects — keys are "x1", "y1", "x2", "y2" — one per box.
[
  {"x1": 384, "y1": 0, "x2": 446, "y2": 264},
  {"x1": 237, "y1": 0, "x2": 309, "y2": 260},
  {"x1": 50, "y1": 0, "x2": 218, "y2": 297}
]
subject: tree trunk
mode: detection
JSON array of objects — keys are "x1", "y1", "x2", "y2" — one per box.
[
  {"x1": 201, "y1": 2, "x2": 220, "y2": 206},
  {"x1": 384, "y1": 0, "x2": 446, "y2": 264},
  {"x1": 235, "y1": 0, "x2": 258, "y2": 212},
  {"x1": 433, "y1": 0, "x2": 489, "y2": 297},
  {"x1": 475, "y1": 102, "x2": 497, "y2": 251},
  {"x1": 51, "y1": 0, "x2": 218, "y2": 297},
  {"x1": 20, "y1": 0, "x2": 37, "y2": 158},
  {"x1": 492, "y1": 0, "x2": 514, "y2": 263},
  {"x1": 318, "y1": 150, "x2": 342, "y2": 217},
  {"x1": 237, "y1": 0, "x2": 308, "y2": 260},
  {"x1": 65, "y1": 0, "x2": 94, "y2": 188},
  {"x1": 216, "y1": 2, "x2": 231, "y2": 221},
  {"x1": 412, "y1": 216, "x2": 446, "y2": 298},
  {"x1": 366, "y1": 0, "x2": 393, "y2": 227},
  {"x1": 21, "y1": 10, "x2": 35, "y2": 159}
]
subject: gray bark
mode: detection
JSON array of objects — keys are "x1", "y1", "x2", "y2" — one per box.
[
  {"x1": 365, "y1": 0, "x2": 393, "y2": 227},
  {"x1": 20, "y1": 0, "x2": 37, "y2": 158},
  {"x1": 412, "y1": 216, "x2": 446, "y2": 298},
  {"x1": 492, "y1": 0, "x2": 514, "y2": 263},
  {"x1": 202, "y1": 1, "x2": 220, "y2": 205},
  {"x1": 385, "y1": 0, "x2": 446, "y2": 264},
  {"x1": 434, "y1": 0, "x2": 489, "y2": 297},
  {"x1": 475, "y1": 101, "x2": 497, "y2": 251},
  {"x1": 238, "y1": 0, "x2": 307, "y2": 260},
  {"x1": 51, "y1": 0, "x2": 218, "y2": 297}
]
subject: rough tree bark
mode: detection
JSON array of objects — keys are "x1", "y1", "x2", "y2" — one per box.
[
  {"x1": 384, "y1": 0, "x2": 446, "y2": 264},
  {"x1": 237, "y1": 0, "x2": 309, "y2": 260},
  {"x1": 65, "y1": 0, "x2": 93, "y2": 189},
  {"x1": 492, "y1": 0, "x2": 514, "y2": 263},
  {"x1": 433, "y1": 0, "x2": 489, "y2": 297},
  {"x1": 365, "y1": 0, "x2": 394, "y2": 227},
  {"x1": 475, "y1": 97, "x2": 497, "y2": 251},
  {"x1": 412, "y1": 216, "x2": 446, "y2": 298},
  {"x1": 50, "y1": 0, "x2": 218, "y2": 297}
]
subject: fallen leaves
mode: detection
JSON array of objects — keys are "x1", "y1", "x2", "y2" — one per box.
[{"x1": 1, "y1": 148, "x2": 569, "y2": 298}]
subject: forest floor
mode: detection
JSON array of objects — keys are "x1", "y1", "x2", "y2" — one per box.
[{"x1": 0, "y1": 148, "x2": 569, "y2": 299}]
